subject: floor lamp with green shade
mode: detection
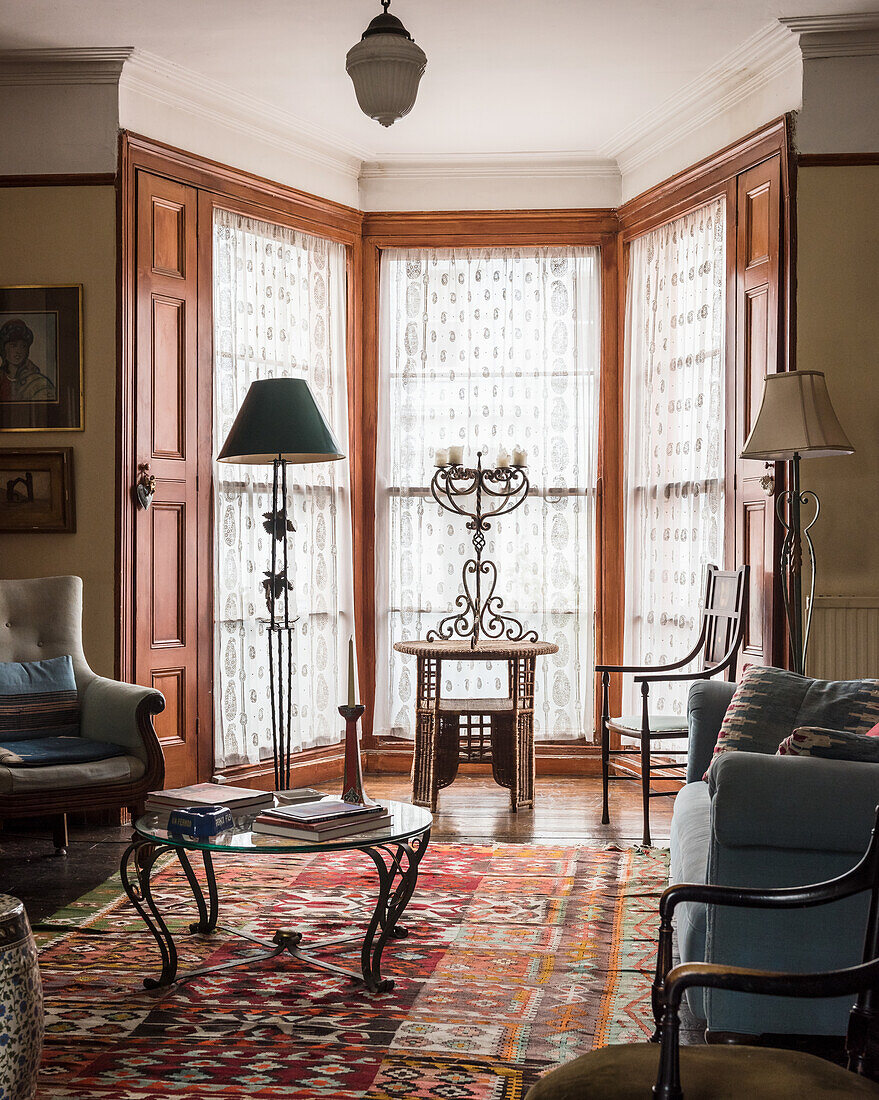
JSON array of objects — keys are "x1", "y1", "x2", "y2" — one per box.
[
  {"x1": 217, "y1": 377, "x2": 345, "y2": 790},
  {"x1": 740, "y1": 370, "x2": 854, "y2": 676}
]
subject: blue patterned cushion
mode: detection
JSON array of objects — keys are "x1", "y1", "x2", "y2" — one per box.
[
  {"x1": 777, "y1": 726, "x2": 879, "y2": 763},
  {"x1": 705, "y1": 665, "x2": 879, "y2": 778},
  {"x1": 0, "y1": 737, "x2": 126, "y2": 767},
  {"x1": 0, "y1": 655, "x2": 80, "y2": 742}
]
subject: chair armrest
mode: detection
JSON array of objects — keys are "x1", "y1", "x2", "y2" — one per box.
[
  {"x1": 686, "y1": 679, "x2": 734, "y2": 782},
  {"x1": 709, "y1": 751, "x2": 879, "y2": 853},
  {"x1": 79, "y1": 676, "x2": 165, "y2": 783}
]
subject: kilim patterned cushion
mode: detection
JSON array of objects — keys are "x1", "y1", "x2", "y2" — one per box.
[
  {"x1": 0, "y1": 655, "x2": 79, "y2": 742},
  {"x1": 777, "y1": 726, "x2": 879, "y2": 763},
  {"x1": 705, "y1": 665, "x2": 879, "y2": 779}
]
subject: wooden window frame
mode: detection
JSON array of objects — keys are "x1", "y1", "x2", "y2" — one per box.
[
  {"x1": 116, "y1": 116, "x2": 793, "y2": 785},
  {"x1": 359, "y1": 212, "x2": 620, "y2": 772}
]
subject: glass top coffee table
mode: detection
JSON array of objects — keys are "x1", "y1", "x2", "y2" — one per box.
[{"x1": 121, "y1": 799, "x2": 432, "y2": 994}]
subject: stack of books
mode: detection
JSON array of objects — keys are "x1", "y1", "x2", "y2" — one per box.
[
  {"x1": 145, "y1": 782, "x2": 274, "y2": 817},
  {"x1": 252, "y1": 799, "x2": 391, "y2": 840}
]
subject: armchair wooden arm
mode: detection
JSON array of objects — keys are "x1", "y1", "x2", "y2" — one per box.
[{"x1": 650, "y1": 805, "x2": 879, "y2": 1098}]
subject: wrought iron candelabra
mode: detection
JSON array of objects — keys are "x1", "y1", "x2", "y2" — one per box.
[{"x1": 427, "y1": 452, "x2": 537, "y2": 649}]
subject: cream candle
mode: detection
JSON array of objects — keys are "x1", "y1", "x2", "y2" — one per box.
[
  {"x1": 434, "y1": 448, "x2": 449, "y2": 467},
  {"x1": 512, "y1": 446, "x2": 527, "y2": 466},
  {"x1": 347, "y1": 635, "x2": 357, "y2": 706},
  {"x1": 496, "y1": 448, "x2": 510, "y2": 468},
  {"x1": 448, "y1": 444, "x2": 464, "y2": 466}
]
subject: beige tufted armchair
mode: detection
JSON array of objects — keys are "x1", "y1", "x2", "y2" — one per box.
[{"x1": 0, "y1": 576, "x2": 164, "y2": 853}]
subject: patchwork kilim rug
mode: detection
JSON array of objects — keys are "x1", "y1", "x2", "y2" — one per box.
[{"x1": 34, "y1": 843, "x2": 669, "y2": 1099}]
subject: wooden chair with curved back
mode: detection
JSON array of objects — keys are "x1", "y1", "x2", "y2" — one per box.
[
  {"x1": 527, "y1": 803, "x2": 879, "y2": 1098},
  {"x1": 596, "y1": 563, "x2": 749, "y2": 846}
]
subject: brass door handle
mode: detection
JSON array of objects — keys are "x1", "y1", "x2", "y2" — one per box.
[{"x1": 136, "y1": 464, "x2": 157, "y2": 510}]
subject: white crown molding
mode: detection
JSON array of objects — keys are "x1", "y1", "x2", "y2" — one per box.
[
  {"x1": 0, "y1": 46, "x2": 133, "y2": 85},
  {"x1": 604, "y1": 21, "x2": 801, "y2": 177},
  {"x1": 780, "y1": 13, "x2": 879, "y2": 59},
  {"x1": 120, "y1": 50, "x2": 367, "y2": 180},
  {"x1": 359, "y1": 153, "x2": 620, "y2": 183}
]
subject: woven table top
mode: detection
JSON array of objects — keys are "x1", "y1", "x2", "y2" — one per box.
[{"x1": 394, "y1": 638, "x2": 558, "y2": 659}]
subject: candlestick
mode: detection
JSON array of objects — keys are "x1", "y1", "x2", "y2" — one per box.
[
  {"x1": 339, "y1": 703, "x2": 375, "y2": 805},
  {"x1": 347, "y1": 635, "x2": 357, "y2": 707},
  {"x1": 434, "y1": 447, "x2": 449, "y2": 467},
  {"x1": 512, "y1": 446, "x2": 527, "y2": 466},
  {"x1": 448, "y1": 444, "x2": 464, "y2": 466}
]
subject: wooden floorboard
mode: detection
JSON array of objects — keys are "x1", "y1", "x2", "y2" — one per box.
[{"x1": 0, "y1": 776, "x2": 671, "y2": 924}]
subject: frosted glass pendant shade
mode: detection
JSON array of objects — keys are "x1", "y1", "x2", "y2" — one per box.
[{"x1": 346, "y1": 2, "x2": 427, "y2": 127}]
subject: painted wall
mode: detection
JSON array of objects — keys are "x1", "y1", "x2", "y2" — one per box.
[
  {"x1": 0, "y1": 186, "x2": 117, "y2": 675},
  {"x1": 0, "y1": 84, "x2": 118, "y2": 175},
  {"x1": 797, "y1": 165, "x2": 879, "y2": 597}
]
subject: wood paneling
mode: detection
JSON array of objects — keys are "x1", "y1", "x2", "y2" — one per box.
[
  {"x1": 151, "y1": 198, "x2": 187, "y2": 278},
  {"x1": 151, "y1": 668, "x2": 185, "y2": 745},
  {"x1": 133, "y1": 171, "x2": 200, "y2": 787},
  {"x1": 120, "y1": 132, "x2": 364, "y2": 785},
  {"x1": 0, "y1": 173, "x2": 116, "y2": 188},
  {"x1": 734, "y1": 154, "x2": 787, "y2": 671},
  {"x1": 797, "y1": 153, "x2": 879, "y2": 167},
  {"x1": 618, "y1": 116, "x2": 790, "y2": 240}
]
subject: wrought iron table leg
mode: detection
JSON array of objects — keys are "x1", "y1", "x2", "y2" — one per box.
[
  {"x1": 176, "y1": 848, "x2": 219, "y2": 934},
  {"x1": 120, "y1": 836, "x2": 179, "y2": 988},
  {"x1": 359, "y1": 829, "x2": 430, "y2": 992}
]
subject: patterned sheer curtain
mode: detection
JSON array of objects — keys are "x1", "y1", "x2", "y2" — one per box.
[
  {"x1": 375, "y1": 247, "x2": 601, "y2": 741},
  {"x1": 623, "y1": 197, "x2": 727, "y2": 717},
  {"x1": 212, "y1": 208, "x2": 353, "y2": 768}
]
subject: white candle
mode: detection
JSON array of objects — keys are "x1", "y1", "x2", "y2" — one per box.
[
  {"x1": 448, "y1": 444, "x2": 464, "y2": 466},
  {"x1": 496, "y1": 448, "x2": 510, "y2": 468},
  {"x1": 512, "y1": 446, "x2": 527, "y2": 466},
  {"x1": 434, "y1": 447, "x2": 449, "y2": 467},
  {"x1": 347, "y1": 635, "x2": 357, "y2": 707}
]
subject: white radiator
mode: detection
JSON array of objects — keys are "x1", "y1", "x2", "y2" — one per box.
[{"x1": 807, "y1": 597, "x2": 879, "y2": 680}]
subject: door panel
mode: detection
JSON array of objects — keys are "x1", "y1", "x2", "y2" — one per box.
[
  {"x1": 135, "y1": 172, "x2": 200, "y2": 787},
  {"x1": 735, "y1": 156, "x2": 784, "y2": 671}
]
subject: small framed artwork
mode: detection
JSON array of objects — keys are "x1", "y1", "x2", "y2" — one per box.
[
  {"x1": 0, "y1": 285, "x2": 83, "y2": 431},
  {"x1": 0, "y1": 447, "x2": 75, "y2": 533}
]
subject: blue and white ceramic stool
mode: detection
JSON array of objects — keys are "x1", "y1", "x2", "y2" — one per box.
[{"x1": 0, "y1": 895, "x2": 43, "y2": 1100}]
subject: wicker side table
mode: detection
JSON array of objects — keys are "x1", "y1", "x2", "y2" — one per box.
[{"x1": 393, "y1": 639, "x2": 558, "y2": 812}]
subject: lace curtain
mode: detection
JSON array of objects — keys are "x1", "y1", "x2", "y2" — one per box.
[
  {"x1": 212, "y1": 208, "x2": 353, "y2": 768},
  {"x1": 623, "y1": 197, "x2": 727, "y2": 716},
  {"x1": 375, "y1": 247, "x2": 601, "y2": 741}
]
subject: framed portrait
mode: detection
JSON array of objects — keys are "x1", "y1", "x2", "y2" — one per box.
[
  {"x1": 0, "y1": 285, "x2": 83, "y2": 431},
  {"x1": 0, "y1": 447, "x2": 76, "y2": 533}
]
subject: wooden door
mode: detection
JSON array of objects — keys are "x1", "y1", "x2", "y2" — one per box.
[
  {"x1": 134, "y1": 171, "x2": 201, "y2": 786},
  {"x1": 734, "y1": 155, "x2": 785, "y2": 670}
]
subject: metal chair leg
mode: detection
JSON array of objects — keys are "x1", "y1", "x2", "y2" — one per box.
[
  {"x1": 640, "y1": 682, "x2": 652, "y2": 847},
  {"x1": 601, "y1": 671, "x2": 610, "y2": 825}
]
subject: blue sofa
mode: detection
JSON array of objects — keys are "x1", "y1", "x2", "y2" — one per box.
[{"x1": 670, "y1": 679, "x2": 879, "y2": 1038}]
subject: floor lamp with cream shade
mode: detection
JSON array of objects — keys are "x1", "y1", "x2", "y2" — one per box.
[{"x1": 741, "y1": 370, "x2": 854, "y2": 675}]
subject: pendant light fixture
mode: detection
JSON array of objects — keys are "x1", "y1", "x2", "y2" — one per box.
[{"x1": 346, "y1": 0, "x2": 427, "y2": 127}]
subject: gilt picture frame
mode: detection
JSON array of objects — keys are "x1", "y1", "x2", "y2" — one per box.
[
  {"x1": 0, "y1": 447, "x2": 76, "y2": 533},
  {"x1": 0, "y1": 285, "x2": 84, "y2": 431}
]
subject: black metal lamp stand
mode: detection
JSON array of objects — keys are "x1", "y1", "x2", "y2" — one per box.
[{"x1": 776, "y1": 452, "x2": 821, "y2": 677}]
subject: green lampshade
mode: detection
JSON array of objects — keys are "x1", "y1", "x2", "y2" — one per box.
[{"x1": 217, "y1": 377, "x2": 345, "y2": 464}]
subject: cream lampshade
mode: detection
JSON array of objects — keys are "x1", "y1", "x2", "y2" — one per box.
[
  {"x1": 740, "y1": 369, "x2": 854, "y2": 676},
  {"x1": 741, "y1": 370, "x2": 854, "y2": 460}
]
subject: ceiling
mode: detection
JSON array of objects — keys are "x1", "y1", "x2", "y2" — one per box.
[{"x1": 0, "y1": 0, "x2": 868, "y2": 160}]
